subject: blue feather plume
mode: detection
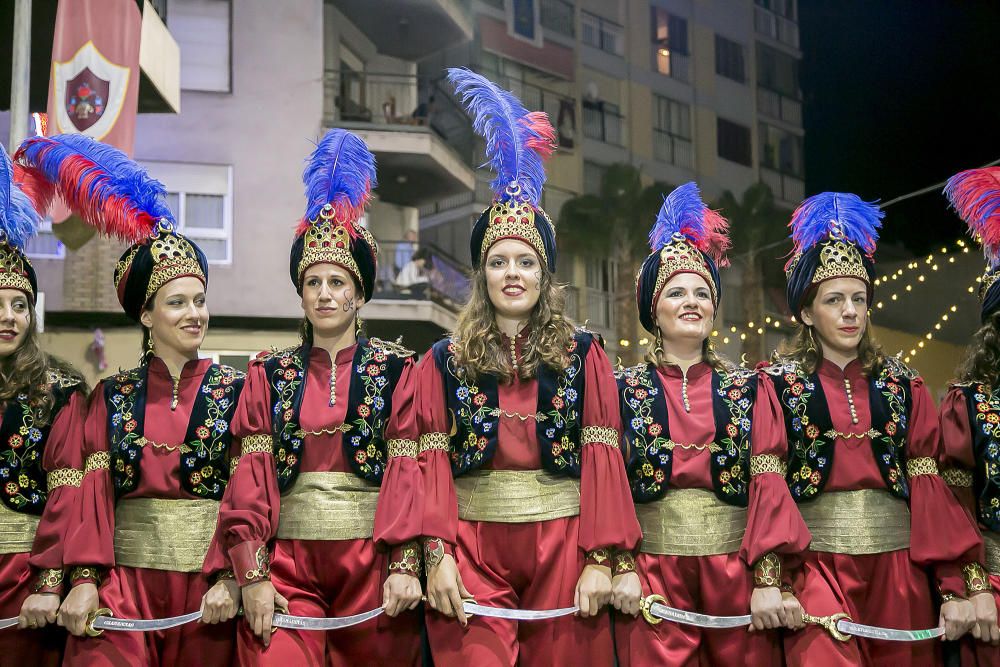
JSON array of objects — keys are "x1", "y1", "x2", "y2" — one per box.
[
  {"x1": 789, "y1": 192, "x2": 883, "y2": 257},
  {"x1": 447, "y1": 68, "x2": 555, "y2": 207},
  {"x1": 0, "y1": 143, "x2": 41, "y2": 250},
  {"x1": 648, "y1": 182, "x2": 730, "y2": 263},
  {"x1": 301, "y1": 129, "x2": 376, "y2": 230}
]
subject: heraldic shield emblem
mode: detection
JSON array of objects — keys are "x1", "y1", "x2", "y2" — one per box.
[{"x1": 53, "y1": 41, "x2": 130, "y2": 139}]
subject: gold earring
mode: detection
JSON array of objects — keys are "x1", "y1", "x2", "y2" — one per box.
[
  {"x1": 146, "y1": 334, "x2": 155, "y2": 356},
  {"x1": 654, "y1": 329, "x2": 663, "y2": 356},
  {"x1": 806, "y1": 326, "x2": 817, "y2": 355},
  {"x1": 355, "y1": 315, "x2": 363, "y2": 338}
]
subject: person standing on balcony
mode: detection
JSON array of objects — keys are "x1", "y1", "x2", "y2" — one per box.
[
  {"x1": 937, "y1": 167, "x2": 1000, "y2": 665},
  {"x1": 415, "y1": 68, "x2": 640, "y2": 666},
  {"x1": 15, "y1": 134, "x2": 246, "y2": 666},
  {"x1": 0, "y1": 144, "x2": 89, "y2": 667},
  {"x1": 610, "y1": 182, "x2": 810, "y2": 665},
  {"x1": 203, "y1": 128, "x2": 424, "y2": 665},
  {"x1": 764, "y1": 192, "x2": 984, "y2": 666}
]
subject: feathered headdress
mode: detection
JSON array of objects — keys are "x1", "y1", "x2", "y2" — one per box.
[
  {"x1": 944, "y1": 166, "x2": 1000, "y2": 321},
  {"x1": 636, "y1": 182, "x2": 731, "y2": 333},
  {"x1": 784, "y1": 192, "x2": 884, "y2": 315},
  {"x1": 0, "y1": 143, "x2": 42, "y2": 301},
  {"x1": 290, "y1": 128, "x2": 379, "y2": 300},
  {"x1": 447, "y1": 67, "x2": 558, "y2": 270}
]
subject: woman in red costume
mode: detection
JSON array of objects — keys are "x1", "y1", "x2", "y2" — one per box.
[
  {"x1": 610, "y1": 182, "x2": 810, "y2": 666},
  {"x1": 204, "y1": 128, "x2": 423, "y2": 665},
  {"x1": 416, "y1": 68, "x2": 640, "y2": 667},
  {"x1": 764, "y1": 191, "x2": 985, "y2": 666},
  {"x1": 17, "y1": 134, "x2": 246, "y2": 666},
  {"x1": 937, "y1": 167, "x2": 1000, "y2": 665},
  {"x1": 0, "y1": 143, "x2": 88, "y2": 666}
]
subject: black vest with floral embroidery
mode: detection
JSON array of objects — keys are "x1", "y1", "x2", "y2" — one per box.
[
  {"x1": 263, "y1": 338, "x2": 411, "y2": 492},
  {"x1": 616, "y1": 363, "x2": 757, "y2": 506},
  {"x1": 956, "y1": 383, "x2": 1000, "y2": 531},
  {"x1": 432, "y1": 331, "x2": 593, "y2": 477},
  {"x1": 0, "y1": 370, "x2": 84, "y2": 514},
  {"x1": 763, "y1": 357, "x2": 914, "y2": 503},
  {"x1": 104, "y1": 363, "x2": 245, "y2": 500}
]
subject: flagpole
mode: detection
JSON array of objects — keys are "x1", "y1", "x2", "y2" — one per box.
[{"x1": 9, "y1": 0, "x2": 32, "y2": 151}]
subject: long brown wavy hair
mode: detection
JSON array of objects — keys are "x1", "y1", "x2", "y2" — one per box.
[
  {"x1": 452, "y1": 264, "x2": 576, "y2": 383},
  {"x1": 777, "y1": 310, "x2": 885, "y2": 376},
  {"x1": 0, "y1": 300, "x2": 87, "y2": 425},
  {"x1": 955, "y1": 311, "x2": 1000, "y2": 389}
]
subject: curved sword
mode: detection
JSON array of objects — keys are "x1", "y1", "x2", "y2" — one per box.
[{"x1": 462, "y1": 601, "x2": 578, "y2": 621}]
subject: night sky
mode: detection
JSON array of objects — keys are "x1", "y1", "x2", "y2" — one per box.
[{"x1": 799, "y1": 0, "x2": 1000, "y2": 256}]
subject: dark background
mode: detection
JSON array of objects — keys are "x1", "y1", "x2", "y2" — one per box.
[{"x1": 800, "y1": 0, "x2": 1000, "y2": 256}]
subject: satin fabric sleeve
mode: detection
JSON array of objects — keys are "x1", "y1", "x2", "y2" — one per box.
[
  {"x1": 62, "y1": 382, "x2": 116, "y2": 571},
  {"x1": 740, "y1": 373, "x2": 811, "y2": 568},
  {"x1": 939, "y1": 387, "x2": 977, "y2": 514},
  {"x1": 373, "y1": 357, "x2": 424, "y2": 562},
  {"x1": 28, "y1": 389, "x2": 90, "y2": 582},
  {"x1": 577, "y1": 340, "x2": 641, "y2": 553},
  {"x1": 906, "y1": 377, "x2": 983, "y2": 596},
  {"x1": 415, "y1": 349, "x2": 458, "y2": 551}
]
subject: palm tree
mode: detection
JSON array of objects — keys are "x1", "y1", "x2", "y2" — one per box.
[{"x1": 558, "y1": 163, "x2": 671, "y2": 365}]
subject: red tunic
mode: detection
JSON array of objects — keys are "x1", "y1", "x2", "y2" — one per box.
[
  {"x1": 418, "y1": 332, "x2": 640, "y2": 666},
  {"x1": 63, "y1": 357, "x2": 235, "y2": 667},
  {"x1": 206, "y1": 344, "x2": 422, "y2": 666},
  {"x1": 782, "y1": 359, "x2": 981, "y2": 667},
  {"x1": 615, "y1": 363, "x2": 808, "y2": 667}
]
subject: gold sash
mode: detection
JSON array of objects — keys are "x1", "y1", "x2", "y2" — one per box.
[
  {"x1": 637, "y1": 488, "x2": 746, "y2": 556},
  {"x1": 454, "y1": 470, "x2": 580, "y2": 523},
  {"x1": 798, "y1": 489, "x2": 910, "y2": 555},
  {"x1": 0, "y1": 502, "x2": 39, "y2": 555},
  {"x1": 114, "y1": 498, "x2": 219, "y2": 572},
  {"x1": 984, "y1": 531, "x2": 1000, "y2": 576},
  {"x1": 276, "y1": 472, "x2": 379, "y2": 541}
]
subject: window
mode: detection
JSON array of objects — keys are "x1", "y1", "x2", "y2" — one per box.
[
  {"x1": 717, "y1": 118, "x2": 752, "y2": 166},
  {"x1": 714, "y1": 36, "x2": 746, "y2": 83},
  {"x1": 755, "y1": 0, "x2": 796, "y2": 21},
  {"x1": 652, "y1": 95, "x2": 692, "y2": 167},
  {"x1": 581, "y1": 11, "x2": 625, "y2": 56},
  {"x1": 759, "y1": 122, "x2": 803, "y2": 177},
  {"x1": 756, "y1": 42, "x2": 800, "y2": 98},
  {"x1": 585, "y1": 257, "x2": 615, "y2": 329},
  {"x1": 25, "y1": 218, "x2": 65, "y2": 260},
  {"x1": 583, "y1": 161, "x2": 607, "y2": 195},
  {"x1": 142, "y1": 161, "x2": 234, "y2": 264},
  {"x1": 168, "y1": 0, "x2": 232, "y2": 92},
  {"x1": 651, "y1": 7, "x2": 688, "y2": 78},
  {"x1": 582, "y1": 100, "x2": 623, "y2": 146}
]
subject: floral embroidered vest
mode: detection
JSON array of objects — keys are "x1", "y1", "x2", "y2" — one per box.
[
  {"x1": 763, "y1": 357, "x2": 914, "y2": 502},
  {"x1": 263, "y1": 338, "x2": 411, "y2": 492},
  {"x1": 432, "y1": 330, "x2": 593, "y2": 477},
  {"x1": 0, "y1": 369, "x2": 84, "y2": 514},
  {"x1": 957, "y1": 383, "x2": 1000, "y2": 531},
  {"x1": 105, "y1": 363, "x2": 245, "y2": 500},
  {"x1": 616, "y1": 363, "x2": 757, "y2": 506}
]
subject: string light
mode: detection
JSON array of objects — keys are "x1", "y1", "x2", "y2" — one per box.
[{"x1": 904, "y1": 278, "x2": 979, "y2": 364}]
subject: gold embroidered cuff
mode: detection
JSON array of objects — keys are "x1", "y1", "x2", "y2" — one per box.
[
  {"x1": 84, "y1": 451, "x2": 110, "y2": 474},
  {"x1": 613, "y1": 551, "x2": 637, "y2": 575},
  {"x1": 964, "y1": 562, "x2": 991, "y2": 596},
  {"x1": 750, "y1": 454, "x2": 786, "y2": 477},
  {"x1": 423, "y1": 537, "x2": 447, "y2": 571},
  {"x1": 387, "y1": 439, "x2": 418, "y2": 459},
  {"x1": 213, "y1": 569, "x2": 236, "y2": 583},
  {"x1": 47, "y1": 467, "x2": 83, "y2": 491},
  {"x1": 754, "y1": 552, "x2": 781, "y2": 588},
  {"x1": 586, "y1": 547, "x2": 612, "y2": 567},
  {"x1": 69, "y1": 566, "x2": 102, "y2": 587},
  {"x1": 581, "y1": 426, "x2": 619, "y2": 449},
  {"x1": 419, "y1": 432, "x2": 450, "y2": 454},
  {"x1": 236, "y1": 544, "x2": 270, "y2": 586},
  {"x1": 34, "y1": 568, "x2": 64, "y2": 593},
  {"x1": 388, "y1": 542, "x2": 422, "y2": 578},
  {"x1": 906, "y1": 457, "x2": 939, "y2": 478},
  {"x1": 240, "y1": 434, "x2": 274, "y2": 456},
  {"x1": 941, "y1": 467, "x2": 973, "y2": 487}
]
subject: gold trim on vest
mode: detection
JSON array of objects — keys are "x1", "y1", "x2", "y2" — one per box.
[
  {"x1": 636, "y1": 488, "x2": 747, "y2": 556},
  {"x1": 454, "y1": 470, "x2": 581, "y2": 523},
  {"x1": 113, "y1": 498, "x2": 220, "y2": 572},
  {"x1": 798, "y1": 489, "x2": 910, "y2": 555},
  {"x1": 275, "y1": 472, "x2": 380, "y2": 541}
]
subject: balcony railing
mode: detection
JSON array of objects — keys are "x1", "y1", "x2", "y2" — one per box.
[
  {"x1": 760, "y1": 167, "x2": 805, "y2": 204},
  {"x1": 652, "y1": 129, "x2": 693, "y2": 168},
  {"x1": 583, "y1": 287, "x2": 614, "y2": 329},
  {"x1": 541, "y1": 0, "x2": 574, "y2": 38},
  {"x1": 757, "y1": 87, "x2": 802, "y2": 125},
  {"x1": 754, "y1": 6, "x2": 799, "y2": 49},
  {"x1": 581, "y1": 11, "x2": 625, "y2": 56},
  {"x1": 374, "y1": 240, "x2": 471, "y2": 311},
  {"x1": 583, "y1": 104, "x2": 624, "y2": 146},
  {"x1": 418, "y1": 179, "x2": 494, "y2": 217}
]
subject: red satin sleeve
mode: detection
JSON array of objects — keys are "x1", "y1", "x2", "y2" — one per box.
[
  {"x1": 373, "y1": 357, "x2": 423, "y2": 550},
  {"x1": 62, "y1": 383, "x2": 116, "y2": 570},
  {"x1": 740, "y1": 373, "x2": 811, "y2": 567},
  {"x1": 939, "y1": 387, "x2": 977, "y2": 514},
  {"x1": 415, "y1": 349, "x2": 458, "y2": 549},
  {"x1": 28, "y1": 389, "x2": 89, "y2": 572},
  {"x1": 578, "y1": 341, "x2": 641, "y2": 553}
]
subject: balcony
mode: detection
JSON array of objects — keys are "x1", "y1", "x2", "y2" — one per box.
[
  {"x1": 328, "y1": 0, "x2": 473, "y2": 61},
  {"x1": 583, "y1": 103, "x2": 624, "y2": 146},
  {"x1": 476, "y1": 68, "x2": 577, "y2": 150},
  {"x1": 324, "y1": 70, "x2": 476, "y2": 206},
  {"x1": 757, "y1": 87, "x2": 802, "y2": 126},
  {"x1": 653, "y1": 129, "x2": 693, "y2": 168},
  {"x1": 754, "y1": 5, "x2": 799, "y2": 51},
  {"x1": 581, "y1": 11, "x2": 624, "y2": 57},
  {"x1": 760, "y1": 167, "x2": 805, "y2": 206},
  {"x1": 541, "y1": 0, "x2": 575, "y2": 38}
]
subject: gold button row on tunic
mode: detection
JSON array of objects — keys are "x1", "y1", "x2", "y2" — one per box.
[
  {"x1": 681, "y1": 372, "x2": 691, "y2": 413},
  {"x1": 844, "y1": 377, "x2": 859, "y2": 425}
]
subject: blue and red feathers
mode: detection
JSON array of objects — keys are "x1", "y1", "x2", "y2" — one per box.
[
  {"x1": 14, "y1": 134, "x2": 170, "y2": 243},
  {"x1": 786, "y1": 192, "x2": 883, "y2": 270},
  {"x1": 649, "y1": 182, "x2": 731, "y2": 266},
  {"x1": 944, "y1": 167, "x2": 1000, "y2": 269},
  {"x1": 447, "y1": 67, "x2": 555, "y2": 207},
  {"x1": 0, "y1": 144, "x2": 41, "y2": 250},
  {"x1": 298, "y1": 128, "x2": 376, "y2": 237}
]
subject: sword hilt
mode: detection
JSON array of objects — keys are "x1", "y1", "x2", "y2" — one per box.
[
  {"x1": 640, "y1": 594, "x2": 667, "y2": 626},
  {"x1": 802, "y1": 611, "x2": 851, "y2": 642},
  {"x1": 85, "y1": 608, "x2": 113, "y2": 637}
]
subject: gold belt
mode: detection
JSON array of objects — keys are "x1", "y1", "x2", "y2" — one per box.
[
  {"x1": 984, "y1": 531, "x2": 1000, "y2": 576},
  {"x1": 454, "y1": 470, "x2": 580, "y2": 523},
  {"x1": 114, "y1": 498, "x2": 219, "y2": 572},
  {"x1": 276, "y1": 472, "x2": 379, "y2": 541},
  {"x1": 0, "y1": 502, "x2": 39, "y2": 555},
  {"x1": 637, "y1": 488, "x2": 746, "y2": 556},
  {"x1": 798, "y1": 489, "x2": 910, "y2": 555}
]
